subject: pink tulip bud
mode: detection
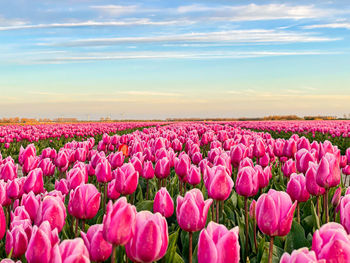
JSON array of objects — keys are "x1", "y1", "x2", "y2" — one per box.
[
  {"x1": 35, "y1": 196, "x2": 67, "y2": 233},
  {"x1": 0, "y1": 180, "x2": 11, "y2": 206},
  {"x1": 103, "y1": 197, "x2": 137, "y2": 246},
  {"x1": 0, "y1": 162, "x2": 17, "y2": 181},
  {"x1": 142, "y1": 160, "x2": 155, "y2": 179},
  {"x1": 108, "y1": 151, "x2": 125, "y2": 170},
  {"x1": 59, "y1": 238, "x2": 90, "y2": 262},
  {"x1": 286, "y1": 173, "x2": 310, "y2": 203},
  {"x1": 280, "y1": 248, "x2": 320, "y2": 263},
  {"x1": 332, "y1": 187, "x2": 342, "y2": 207},
  {"x1": 81, "y1": 224, "x2": 112, "y2": 262},
  {"x1": 283, "y1": 139, "x2": 297, "y2": 159},
  {"x1": 155, "y1": 157, "x2": 171, "y2": 179},
  {"x1": 191, "y1": 152, "x2": 202, "y2": 165},
  {"x1": 55, "y1": 151, "x2": 69, "y2": 173},
  {"x1": 68, "y1": 183, "x2": 100, "y2": 220},
  {"x1": 236, "y1": 166, "x2": 259, "y2": 197},
  {"x1": 55, "y1": 179, "x2": 69, "y2": 195},
  {"x1": 198, "y1": 222, "x2": 240, "y2": 263},
  {"x1": 305, "y1": 163, "x2": 325, "y2": 196},
  {"x1": 25, "y1": 221, "x2": 59, "y2": 263},
  {"x1": 340, "y1": 195, "x2": 350, "y2": 233},
  {"x1": 256, "y1": 189, "x2": 297, "y2": 237},
  {"x1": 0, "y1": 205, "x2": 5, "y2": 240},
  {"x1": 186, "y1": 165, "x2": 201, "y2": 186},
  {"x1": 107, "y1": 179, "x2": 121, "y2": 200},
  {"x1": 154, "y1": 187, "x2": 174, "y2": 218},
  {"x1": 175, "y1": 153, "x2": 191, "y2": 179},
  {"x1": 22, "y1": 156, "x2": 39, "y2": 175},
  {"x1": 21, "y1": 192, "x2": 41, "y2": 221},
  {"x1": 316, "y1": 153, "x2": 341, "y2": 189},
  {"x1": 205, "y1": 165, "x2": 234, "y2": 201},
  {"x1": 125, "y1": 211, "x2": 169, "y2": 263},
  {"x1": 343, "y1": 165, "x2": 350, "y2": 176},
  {"x1": 23, "y1": 168, "x2": 44, "y2": 195},
  {"x1": 253, "y1": 138, "x2": 266, "y2": 158},
  {"x1": 38, "y1": 158, "x2": 55, "y2": 177},
  {"x1": 312, "y1": 223, "x2": 350, "y2": 261},
  {"x1": 282, "y1": 159, "x2": 297, "y2": 178},
  {"x1": 113, "y1": 163, "x2": 139, "y2": 195},
  {"x1": 176, "y1": 189, "x2": 213, "y2": 232},
  {"x1": 66, "y1": 167, "x2": 87, "y2": 190},
  {"x1": 95, "y1": 158, "x2": 112, "y2": 183},
  {"x1": 295, "y1": 149, "x2": 316, "y2": 174},
  {"x1": 5, "y1": 224, "x2": 29, "y2": 258}
]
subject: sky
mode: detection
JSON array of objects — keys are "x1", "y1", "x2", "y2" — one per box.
[{"x1": 0, "y1": 0, "x2": 349, "y2": 120}]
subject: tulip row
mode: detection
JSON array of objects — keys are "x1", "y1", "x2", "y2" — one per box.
[{"x1": 0, "y1": 122, "x2": 350, "y2": 263}]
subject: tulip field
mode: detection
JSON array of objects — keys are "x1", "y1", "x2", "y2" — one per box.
[{"x1": 1, "y1": 121, "x2": 350, "y2": 263}]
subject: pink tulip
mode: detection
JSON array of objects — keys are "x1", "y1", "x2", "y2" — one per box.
[
  {"x1": 343, "y1": 165, "x2": 350, "y2": 176},
  {"x1": 68, "y1": 184, "x2": 101, "y2": 220},
  {"x1": 0, "y1": 180, "x2": 11, "y2": 206},
  {"x1": 175, "y1": 153, "x2": 191, "y2": 179},
  {"x1": 236, "y1": 166, "x2": 259, "y2": 197},
  {"x1": 255, "y1": 165, "x2": 271, "y2": 189},
  {"x1": 176, "y1": 189, "x2": 213, "y2": 232},
  {"x1": 305, "y1": 163, "x2": 325, "y2": 196},
  {"x1": 286, "y1": 173, "x2": 310, "y2": 203},
  {"x1": 25, "y1": 221, "x2": 60, "y2": 263},
  {"x1": 81, "y1": 224, "x2": 112, "y2": 262},
  {"x1": 259, "y1": 153, "x2": 270, "y2": 167},
  {"x1": 19, "y1": 144, "x2": 36, "y2": 166},
  {"x1": 155, "y1": 157, "x2": 171, "y2": 179},
  {"x1": 55, "y1": 151, "x2": 70, "y2": 173},
  {"x1": 108, "y1": 151, "x2": 125, "y2": 169},
  {"x1": 332, "y1": 187, "x2": 342, "y2": 207},
  {"x1": 153, "y1": 187, "x2": 174, "y2": 218},
  {"x1": 35, "y1": 195, "x2": 67, "y2": 233},
  {"x1": 198, "y1": 222, "x2": 240, "y2": 263},
  {"x1": 282, "y1": 159, "x2": 296, "y2": 178},
  {"x1": 256, "y1": 189, "x2": 297, "y2": 236},
  {"x1": 74, "y1": 148, "x2": 87, "y2": 162},
  {"x1": 186, "y1": 165, "x2": 201, "y2": 186},
  {"x1": 103, "y1": 197, "x2": 137, "y2": 245},
  {"x1": 191, "y1": 152, "x2": 202, "y2": 165},
  {"x1": 38, "y1": 158, "x2": 55, "y2": 177},
  {"x1": 5, "y1": 224, "x2": 29, "y2": 258},
  {"x1": 273, "y1": 139, "x2": 285, "y2": 158},
  {"x1": 253, "y1": 138, "x2": 266, "y2": 158},
  {"x1": 312, "y1": 222, "x2": 350, "y2": 262},
  {"x1": 23, "y1": 168, "x2": 44, "y2": 195},
  {"x1": 295, "y1": 149, "x2": 316, "y2": 173},
  {"x1": 107, "y1": 179, "x2": 121, "y2": 200},
  {"x1": 6, "y1": 178, "x2": 22, "y2": 200},
  {"x1": 0, "y1": 205, "x2": 5, "y2": 240},
  {"x1": 280, "y1": 248, "x2": 321, "y2": 263},
  {"x1": 283, "y1": 139, "x2": 297, "y2": 159},
  {"x1": 55, "y1": 179, "x2": 69, "y2": 195},
  {"x1": 95, "y1": 158, "x2": 112, "y2": 183},
  {"x1": 66, "y1": 167, "x2": 87, "y2": 190},
  {"x1": 125, "y1": 211, "x2": 168, "y2": 263},
  {"x1": 205, "y1": 165, "x2": 234, "y2": 201},
  {"x1": 316, "y1": 153, "x2": 341, "y2": 189},
  {"x1": 59, "y1": 238, "x2": 90, "y2": 263},
  {"x1": 22, "y1": 156, "x2": 39, "y2": 175},
  {"x1": 340, "y1": 195, "x2": 350, "y2": 233},
  {"x1": 0, "y1": 162, "x2": 17, "y2": 181},
  {"x1": 142, "y1": 160, "x2": 155, "y2": 179},
  {"x1": 113, "y1": 163, "x2": 139, "y2": 195},
  {"x1": 21, "y1": 191, "x2": 41, "y2": 221}
]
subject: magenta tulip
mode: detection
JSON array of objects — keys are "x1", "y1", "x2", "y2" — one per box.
[
  {"x1": 95, "y1": 157, "x2": 112, "y2": 183},
  {"x1": 282, "y1": 159, "x2": 296, "y2": 178},
  {"x1": 280, "y1": 248, "x2": 321, "y2": 263},
  {"x1": 59, "y1": 238, "x2": 90, "y2": 263},
  {"x1": 23, "y1": 168, "x2": 44, "y2": 195},
  {"x1": 125, "y1": 211, "x2": 169, "y2": 263},
  {"x1": 155, "y1": 157, "x2": 171, "y2": 179},
  {"x1": 198, "y1": 222, "x2": 240, "y2": 263},
  {"x1": 236, "y1": 166, "x2": 259, "y2": 197},
  {"x1": 153, "y1": 187, "x2": 174, "y2": 218},
  {"x1": 205, "y1": 165, "x2": 234, "y2": 201},
  {"x1": 5, "y1": 224, "x2": 29, "y2": 258},
  {"x1": 187, "y1": 165, "x2": 201, "y2": 186},
  {"x1": 113, "y1": 163, "x2": 139, "y2": 195}
]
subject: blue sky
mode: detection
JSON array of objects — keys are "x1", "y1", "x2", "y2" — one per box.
[{"x1": 0, "y1": 0, "x2": 349, "y2": 119}]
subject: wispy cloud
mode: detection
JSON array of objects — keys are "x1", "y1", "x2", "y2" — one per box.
[
  {"x1": 177, "y1": 4, "x2": 335, "y2": 21},
  {"x1": 0, "y1": 19, "x2": 191, "y2": 31},
  {"x1": 21, "y1": 50, "x2": 341, "y2": 64},
  {"x1": 38, "y1": 29, "x2": 339, "y2": 48},
  {"x1": 118, "y1": 91, "x2": 183, "y2": 97},
  {"x1": 304, "y1": 22, "x2": 350, "y2": 29},
  {"x1": 90, "y1": 5, "x2": 139, "y2": 16}
]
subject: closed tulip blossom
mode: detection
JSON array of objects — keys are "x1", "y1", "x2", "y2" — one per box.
[
  {"x1": 6, "y1": 178, "x2": 23, "y2": 200},
  {"x1": 81, "y1": 224, "x2": 112, "y2": 262},
  {"x1": 55, "y1": 151, "x2": 69, "y2": 173},
  {"x1": 54, "y1": 179, "x2": 69, "y2": 195},
  {"x1": 155, "y1": 157, "x2": 171, "y2": 180},
  {"x1": 0, "y1": 161, "x2": 17, "y2": 181},
  {"x1": 25, "y1": 221, "x2": 60, "y2": 263},
  {"x1": 186, "y1": 165, "x2": 201, "y2": 186},
  {"x1": 5, "y1": 224, "x2": 29, "y2": 258},
  {"x1": 198, "y1": 222, "x2": 240, "y2": 263},
  {"x1": 66, "y1": 167, "x2": 88, "y2": 190},
  {"x1": 295, "y1": 149, "x2": 316, "y2": 174},
  {"x1": 280, "y1": 248, "x2": 322, "y2": 263},
  {"x1": 286, "y1": 173, "x2": 310, "y2": 223},
  {"x1": 38, "y1": 158, "x2": 55, "y2": 177},
  {"x1": 256, "y1": 189, "x2": 297, "y2": 263},
  {"x1": 68, "y1": 184, "x2": 101, "y2": 235},
  {"x1": 125, "y1": 211, "x2": 169, "y2": 263},
  {"x1": 0, "y1": 205, "x2": 5, "y2": 240},
  {"x1": 316, "y1": 153, "x2": 341, "y2": 222},
  {"x1": 174, "y1": 153, "x2": 191, "y2": 180},
  {"x1": 59, "y1": 238, "x2": 90, "y2": 263},
  {"x1": 108, "y1": 151, "x2": 125, "y2": 169},
  {"x1": 113, "y1": 163, "x2": 139, "y2": 196},
  {"x1": 312, "y1": 222, "x2": 350, "y2": 262},
  {"x1": 282, "y1": 159, "x2": 297, "y2": 179},
  {"x1": 21, "y1": 191, "x2": 41, "y2": 221},
  {"x1": 103, "y1": 197, "x2": 137, "y2": 261},
  {"x1": 95, "y1": 157, "x2": 112, "y2": 183},
  {"x1": 107, "y1": 179, "x2": 121, "y2": 200},
  {"x1": 35, "y1": 195, "x2": 67, "y2": 233},
  {"x1": 153, "y1": 187, "x2": 174, "y2": 218},
  {"x1": 23, "y1": 168, "x2": 44, "y2": 195},
  {"x1": 340, "y1": 195, "x2": 350, "y2": 233},
  {"x1": 236, "y1": 166, "x2": 259, "y2": 197},
  {"x1": 230, "y1": 144, "x2": 246, "y2": 168},
  {"x1": 205, "y1": 165, "x2": 234, "y2": 202}
]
